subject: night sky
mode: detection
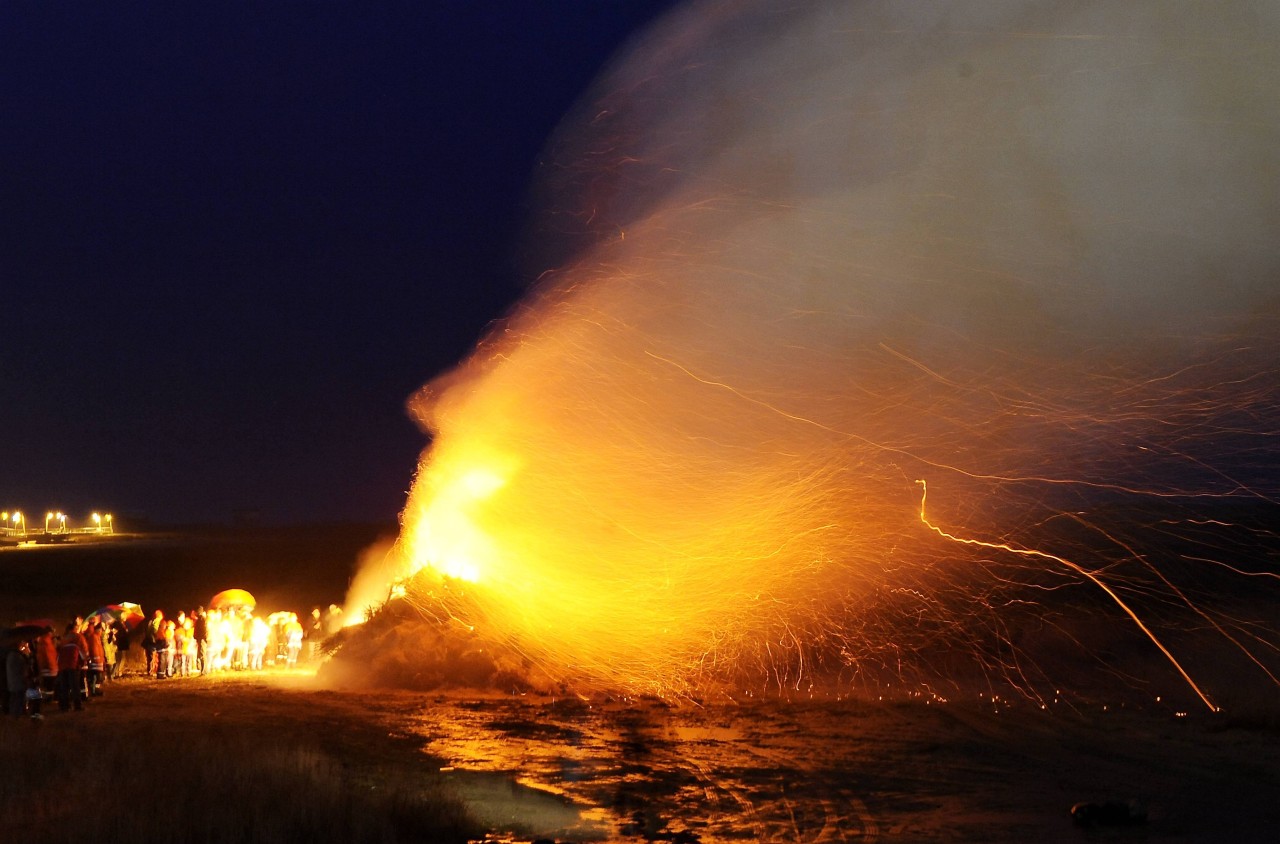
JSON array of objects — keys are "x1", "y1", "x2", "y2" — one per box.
[{"x1": 2, "y1": 2, "x2": 677, "y2": 526}]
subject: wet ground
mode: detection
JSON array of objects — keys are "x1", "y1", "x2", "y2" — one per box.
[{"x1": 406, "y1": 693, "x2": 1280, "y2": 843}]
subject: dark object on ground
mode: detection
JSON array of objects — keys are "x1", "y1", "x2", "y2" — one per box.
[{"x1": 1071, "y1": 798, "x2": 1148, "y2": 827}]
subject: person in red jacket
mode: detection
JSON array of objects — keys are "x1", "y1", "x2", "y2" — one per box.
[
  {"x1": 84, "y1": 617, "x2": 107, "y2": 697},
  {"x1": 56, "y1": 622, "x2": 87, "y2": 712},
  {"x1": 35, "y1": 626, "x2": 58, "y2": 699}
]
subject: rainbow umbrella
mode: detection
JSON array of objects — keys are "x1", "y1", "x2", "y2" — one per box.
[
  {"x1": 210, "y1": 588, "x2": 256, "y2": 611},
  {"x1": 87, "y1": 603, "x2": 145, "y2": 630}
]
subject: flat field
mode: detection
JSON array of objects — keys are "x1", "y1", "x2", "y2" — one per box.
[{"x1": 3, "y1": 530, "x2": 1280, "y2": 843}]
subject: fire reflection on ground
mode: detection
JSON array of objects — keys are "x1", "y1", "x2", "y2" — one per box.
[{"x1": 408, "y1": 695, "x2": 1280, "y2": 843}]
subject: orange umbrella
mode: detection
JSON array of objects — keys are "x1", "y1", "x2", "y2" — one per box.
[{"x1": 209, "y1": 588, "x2": 257, "y2": 610}]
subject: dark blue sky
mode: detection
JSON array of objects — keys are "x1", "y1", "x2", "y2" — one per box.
[{"x1": 1, "y1": 1, "x2": 678, "y2": 525}]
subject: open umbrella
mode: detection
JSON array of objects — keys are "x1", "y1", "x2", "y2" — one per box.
[
  {"x1": 3, "y1": 618, "x2": 56, "y2": 640},
  {"x1": 210, "y1": 588, "x2": 256, "y2": 611},
  {"x1": 87, "y1": 603, "x2": 145, "y2": 630}
]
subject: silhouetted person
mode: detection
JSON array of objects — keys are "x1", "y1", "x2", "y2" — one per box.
[
  {"x1": 193, "y1": 607, "x2": 208, "y2": 674},
  {"x1": 4, "y1": 643, "x2": 29, "y2": 717},
  {"x1": 305, "y1": 607, "x2": 323, "y2": 661},
  {"x1": 112, "y1": 621, "x2": 131, "y2": 678},
  {"x1": 143, "y1": 610, "x2": 162, "y2": 676},
  {"x1": 323, "y1": 604, "x2": 343, "y2": 636}
]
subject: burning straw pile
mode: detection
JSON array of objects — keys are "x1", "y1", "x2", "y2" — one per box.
[{"x1": 341, "y1": 0, "x2": 1280, "y2": 708}]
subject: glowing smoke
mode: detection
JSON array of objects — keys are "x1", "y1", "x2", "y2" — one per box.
[{"x1": 350, "y1": 1, "x2": 1280, "y2": 704}]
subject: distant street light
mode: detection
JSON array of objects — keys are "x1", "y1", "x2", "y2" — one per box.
[
  {"x1": 58, "y1": 512, "x2": 67, "y2": 533},
  {"x1": 92, "y1": 512, "x2": 102, "y2": 533},
  {"x1": 10, "y1": 511, "x2": 24, "y2": 536},
  {"x1": 105, "y1": 513, "x2": 114, "y2": 534},
  {"x1": 45, "y1": 511, "x2": 54, "y2": 532}
]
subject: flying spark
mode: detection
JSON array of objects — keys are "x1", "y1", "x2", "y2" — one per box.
[{"x1": 344, "y1": 0, "x2": 1280, "y2": 709}]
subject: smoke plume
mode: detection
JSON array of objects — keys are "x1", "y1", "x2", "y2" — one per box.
[{"x1": 346, "y1": 1, "x2": 1280, "y2": 705}]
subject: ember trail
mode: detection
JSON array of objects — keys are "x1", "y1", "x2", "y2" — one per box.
[{"x1": 342, "y1": 1, "x2": 1280, "y2": 708}]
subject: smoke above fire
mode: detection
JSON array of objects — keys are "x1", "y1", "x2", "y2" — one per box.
[{"x1": 346, "y1": 1, "x2": 1279, "y2": 705}]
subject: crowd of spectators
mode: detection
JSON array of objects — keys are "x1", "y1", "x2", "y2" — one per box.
[{"x1": 2, "y1": 603, "x2": 344, "y2": 720}]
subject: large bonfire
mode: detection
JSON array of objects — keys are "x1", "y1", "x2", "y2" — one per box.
[{"x1": 328, "y1": 0, "x2": 1280, "y2": 708}]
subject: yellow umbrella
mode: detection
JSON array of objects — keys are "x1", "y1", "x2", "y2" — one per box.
[{"x1": 209, "y1": 588, "x2": 257, "y2": 611}]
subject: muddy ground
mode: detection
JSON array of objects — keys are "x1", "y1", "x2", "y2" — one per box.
[
  {"x1": 412, "y1": 689, "x2": 1280, "y2": 843},
  {"x1": 22, "y1": 670, "x2": 1272, "y2": 843}
]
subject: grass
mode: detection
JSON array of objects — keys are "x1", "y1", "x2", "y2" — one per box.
[
  {"x1": 2, "y1": 528, "x2": 485, "y2": 844},
  {"x1": 0, "y1": 673, "x2": 481, "y2": 844}
]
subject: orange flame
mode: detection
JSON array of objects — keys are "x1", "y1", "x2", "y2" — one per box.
[{"x1": 353, "y1": 1, "x2": 1280, "y2": 706}]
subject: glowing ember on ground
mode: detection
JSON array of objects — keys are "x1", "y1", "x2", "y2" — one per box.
[{"x1": 344, "y1": 1, "x2": 1280, "y2": 707}]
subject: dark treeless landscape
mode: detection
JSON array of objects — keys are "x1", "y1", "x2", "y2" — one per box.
[
  {"x1": 5, "y1": 3, "x2": 1279, "y2": 842},
  {"x1": 4, "y1": 530, "x2": 1280, "y2": 844}
]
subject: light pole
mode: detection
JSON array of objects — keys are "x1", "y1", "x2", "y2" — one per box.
[
  {"x1": 45, "y1": 512, "x2": 53, "y2": 533},
  {"x1": 11, "y1": 511, "x2": 24, "y2": 536},
  {"x1": 105, "y1": 513, "x2": 114, "y2": 534},
  {"x1": 58, "y1": 513, "x2": 67, "y2": 533},
  {"x1": 92, "y1": 512, "x2": 102, "y2": 533}
]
